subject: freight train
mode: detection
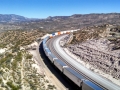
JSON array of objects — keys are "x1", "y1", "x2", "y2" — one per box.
[{"x1": 42, "y1": 29, "x2": 103, "y2": 90}]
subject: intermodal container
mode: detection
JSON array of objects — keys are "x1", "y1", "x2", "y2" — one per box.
[
  {"x1": 66, "y1": 31, "x2": 70, "y2": 34},
  {"x1": 55, "y1": 32, "x2": 58, "y2": 35},
  {"x1": 63, "y1": 31, "x2": 67, "y2": 34},
  {"x1": 49, "y1": 34, "x2": 53, "y2": 38},
  {"x1": 71, "y1": 30, "x2": 74, "y2": 32},
  {"x1": 58, "y1": 32, "x2": 61, "y2": 35},
  {"x1": 61, "y1": 32, "x2": 64, "y2": 34}
]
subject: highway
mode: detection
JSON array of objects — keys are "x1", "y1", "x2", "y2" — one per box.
[{"x1": 47, "y1": 35, "x2": 120, "y2": 90}]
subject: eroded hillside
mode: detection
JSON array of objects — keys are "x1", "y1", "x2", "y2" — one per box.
[
  {"x1": 71, "y1": 24, "x2": 120, "y2": 50},
  {"x1": 64, "y1": 24, "x2": 120, "y2": 85}
]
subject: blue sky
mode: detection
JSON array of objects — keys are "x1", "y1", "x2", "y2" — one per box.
[{"x1": 0, "y1": 0, "x2": 120, "y2": 18}]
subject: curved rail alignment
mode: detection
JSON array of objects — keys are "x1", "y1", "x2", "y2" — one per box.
[
  {"x1": 50, "y1": 35, "x2": 120, "y2": 90},
  {"x1": 42, "y1": 29, "x2": 120, "y2": 90},
  {"x1": 47, "y1": 36, "x2": 106, "y2": 89}
]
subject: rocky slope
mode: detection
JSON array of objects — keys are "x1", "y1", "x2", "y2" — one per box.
[{"x1": 64, "y1": 24, "x2": 120, "y2": 84}]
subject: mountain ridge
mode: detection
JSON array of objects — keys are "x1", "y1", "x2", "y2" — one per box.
[
  {"x1": 0, "y1": 13, "x2": 120, "y2": 31},
  {"x1": 0, "y1": 14, "x2": 39, "y2": 22}
]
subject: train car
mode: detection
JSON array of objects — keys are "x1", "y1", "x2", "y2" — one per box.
[
  {"x1": 60, "y1": 31, "x2": 64, "y2": 34},
  {"x1": 52, "y1": 33, "x2": 56, "y2": 37},
  {"x1": 55, "y1": 32, "x2": 58, "y2": 36},
  {"x1": 49, "y1": 34, "x2": 53, "y2": 38},
  {"x1": 44, "y1": 48, "x2": 48, "y2": 56},
  {"x1": 66, "y1": 30, "x2": 70, "y2": 34},
  {"x1": 45, "y1": 48, "x2": 51, "y2": 56},
  {"x1": 63, "y1": 31, "x2": 67, "y2": 34},
  {"x1": 43, "y1": 44, "x2": 47, "y2": 49},
  {"x1": 44, "y1": 36, "x2": 49, "y2": 41},
  {"x1": 48, "y1": 53, "x2": 58, "y2": 63},
  {"x1": 82, "y1": 80, "x2": 103, "y2": 90},
  {"x1": 43, "y1": 44, "x2": 48, "y2": 52},
  {"x1": 42, "y1": 36, "x2": 49, "y2": 44},
  {"x1": 54, "y1": 59, "x2": 68, "y2": 72},
  {"x1": 74, "y1": 29, "x2": 79, "y2": 32},
  {"x1": 63, "y1": 67, "x2": 85, "y2": 87},
  {"x1": 70, "y1": 30, "x2": 74, "y2": 32},
  {"x1": 42, "y1": 40, "x2": 46, "y2": 45},
  {"x1": 58, "y1": 32, "x2": 61, "y2": 35},
  {"x1": 42, "y1": 38, "x2": 47, "y2": 44}
]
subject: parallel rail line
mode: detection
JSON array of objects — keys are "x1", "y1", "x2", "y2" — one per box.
[
  {"x1": 46, "y1": 35, "x2": 120, "y2": 90},
  {"x1": 47, "y1": 36, "x2": 107, "y2": 90}
]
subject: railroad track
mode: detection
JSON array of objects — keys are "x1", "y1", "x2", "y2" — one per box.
[{"x1": 46, "y1": 35, "x2": 120, "y2": 90}]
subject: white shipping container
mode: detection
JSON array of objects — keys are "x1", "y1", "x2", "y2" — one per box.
[
  {"x1": 73, "y1": 30, "x2": 77, "y2": 32},
  {"x1": 63, "y1": 31, "x2": 67, "y2": 34},
  {"x1": 55, "y1": 32, "x2": 58, "y2": 35},
  {"x1": 71, "y1": 30, "x2": 74, "y2": 32},
  {"x1": 61, "y1": 32, "x2": 64, "y2": 34},
  {"x1": 66, "y1": 30, "x2": 70, "y2": 33}
]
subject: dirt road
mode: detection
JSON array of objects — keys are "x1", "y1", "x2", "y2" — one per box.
[{"x1": 29, "y1": 41, "x2": 67, "y2": 90}]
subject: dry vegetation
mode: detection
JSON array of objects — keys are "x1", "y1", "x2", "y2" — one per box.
[
  {"x1": 0, "y1": 30, "x2": 56, "y2": 90},
  {"x1": 0, "y1": 30, "x2": 45, "y2": 49},
  {"x1": 71, "y1": 25, "x2": 107, "y2": 44}
]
